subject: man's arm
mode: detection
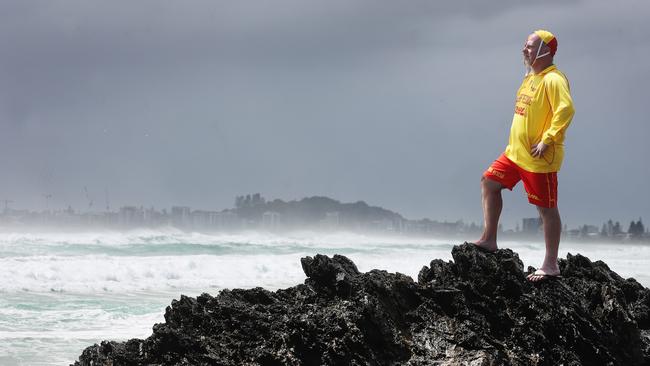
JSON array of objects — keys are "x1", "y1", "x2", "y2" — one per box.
[{"x1": 541, "y1": 73, "x2": 575, "y2": 145}]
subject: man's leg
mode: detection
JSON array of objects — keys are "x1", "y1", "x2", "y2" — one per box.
[
  {"x1": 474, "y1": 176, "x2": 504, "y2": 252},
  {"x1": 528, "y1": 206, "x2": 562, "y2": 281}
]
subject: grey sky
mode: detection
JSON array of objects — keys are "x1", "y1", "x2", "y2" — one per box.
[{"x1": 1, "y1": 0, "x2": 648, "y2": 229}]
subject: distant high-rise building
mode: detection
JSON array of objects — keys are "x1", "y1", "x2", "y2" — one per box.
[
  {"x1": 171, "y1": 206, "x2": 191, "y2": 228},
  {"x1": 522, "y1": 217, "x2": 542, "y2": 234},
  {"x1": 262, "y1": 211, "x2": 282, "y2": 230},
  {"x1": 119, "y1": 206, "x2": 144, "y2": 227},
  {"x1": 215, "y1": 211, "x2": 239, "y2": 230},
  {"x1": 191, "y1": 210, "x2": 212, "y2": 229}
]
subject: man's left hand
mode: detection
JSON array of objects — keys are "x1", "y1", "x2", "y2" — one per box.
[{"x1": 530, "y1": 142, "x2": 548, "y2": 158}]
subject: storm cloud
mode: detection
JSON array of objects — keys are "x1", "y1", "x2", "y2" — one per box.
[{"x1": 0, "y1": 0, "x2": 648, "y2": 229}]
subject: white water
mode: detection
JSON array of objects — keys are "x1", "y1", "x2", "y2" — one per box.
[{"x1": 0, "y1": 229, "x2": 648, "y2": 365}]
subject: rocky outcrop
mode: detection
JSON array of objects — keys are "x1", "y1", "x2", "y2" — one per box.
[{"x1": 73, "y1": 243, "x2": 650, "y2": 365}]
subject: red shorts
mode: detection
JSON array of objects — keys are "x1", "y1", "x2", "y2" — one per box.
[{"x1": 483, "y1": 153, "x2": 558, "y2": 208}]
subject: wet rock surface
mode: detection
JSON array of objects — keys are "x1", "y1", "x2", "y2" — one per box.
[{"x1": 73, "y1": 243, "x2": 650, "y2": 365}]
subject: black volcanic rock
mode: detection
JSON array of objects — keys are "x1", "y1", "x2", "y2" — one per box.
[{"x1": 73, "y1": 243, "x2": 650, "y2": 365}]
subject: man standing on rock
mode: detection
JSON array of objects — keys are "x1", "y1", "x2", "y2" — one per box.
[{"x1": 473, "y1": 30, "x2": 575, "y2": 282}]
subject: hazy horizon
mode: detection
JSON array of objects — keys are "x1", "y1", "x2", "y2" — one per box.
[{"x1": 0, "y1": 192, "x2": 645, "y2": 233}]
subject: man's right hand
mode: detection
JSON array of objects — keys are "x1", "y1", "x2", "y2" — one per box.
[{"x1": 530, "y1": 142, "x2": 549, "y2": 158}]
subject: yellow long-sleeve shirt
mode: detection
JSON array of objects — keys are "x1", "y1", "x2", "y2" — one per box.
[{"x1": 504, "y1": 64, "x2": 575, "y2": 173}]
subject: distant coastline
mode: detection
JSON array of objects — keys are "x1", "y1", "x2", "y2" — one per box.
[{"x1": 1, "y1": 193, "x2": 647, "y2": 243}]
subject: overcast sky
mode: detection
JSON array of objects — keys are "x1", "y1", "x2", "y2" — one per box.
[{"x1": 1, "y1": 0, "x2": 648, "y2": 229}]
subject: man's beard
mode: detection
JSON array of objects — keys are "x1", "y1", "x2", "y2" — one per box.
[{"x1": 523, "y1": 55, "x2": 532, "y2": 75}]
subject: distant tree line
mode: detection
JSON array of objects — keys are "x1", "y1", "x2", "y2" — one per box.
[
  {"x1": 230, "y1": 193, "x2": 403, "y2": 230},
  {"x1": 599, "y1": 218, "x2": 645, "y2": 238},
  {"x1": 628, "y1": 218, "x2": 645, "y2": 238},
  {"x1": 235, "y1": 193, "x2": 266, "y2": 209}
]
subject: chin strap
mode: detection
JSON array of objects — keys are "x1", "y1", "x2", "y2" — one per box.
[{"x1": 532, "y1": 41, "x2": 550, "y2": 65}]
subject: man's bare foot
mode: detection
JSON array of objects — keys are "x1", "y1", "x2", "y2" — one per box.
[
  {"x1": 527, "y1": 267, "x2": 561, "y2": 282},
  {"x1": 471, "y1": 240, "x2": 498, "y2": 253}
]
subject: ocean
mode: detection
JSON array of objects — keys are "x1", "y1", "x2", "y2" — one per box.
[{"x1": 0, "y1": 229, "x2": 648, "y2": 365}]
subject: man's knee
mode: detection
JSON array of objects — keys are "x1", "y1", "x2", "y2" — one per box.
[
  {"x1": 481, "y1": 176, "x2": 503, "y2": 192},
  {"x1": 537, "y1": 206, "x2": 560, "y2": 219}
]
